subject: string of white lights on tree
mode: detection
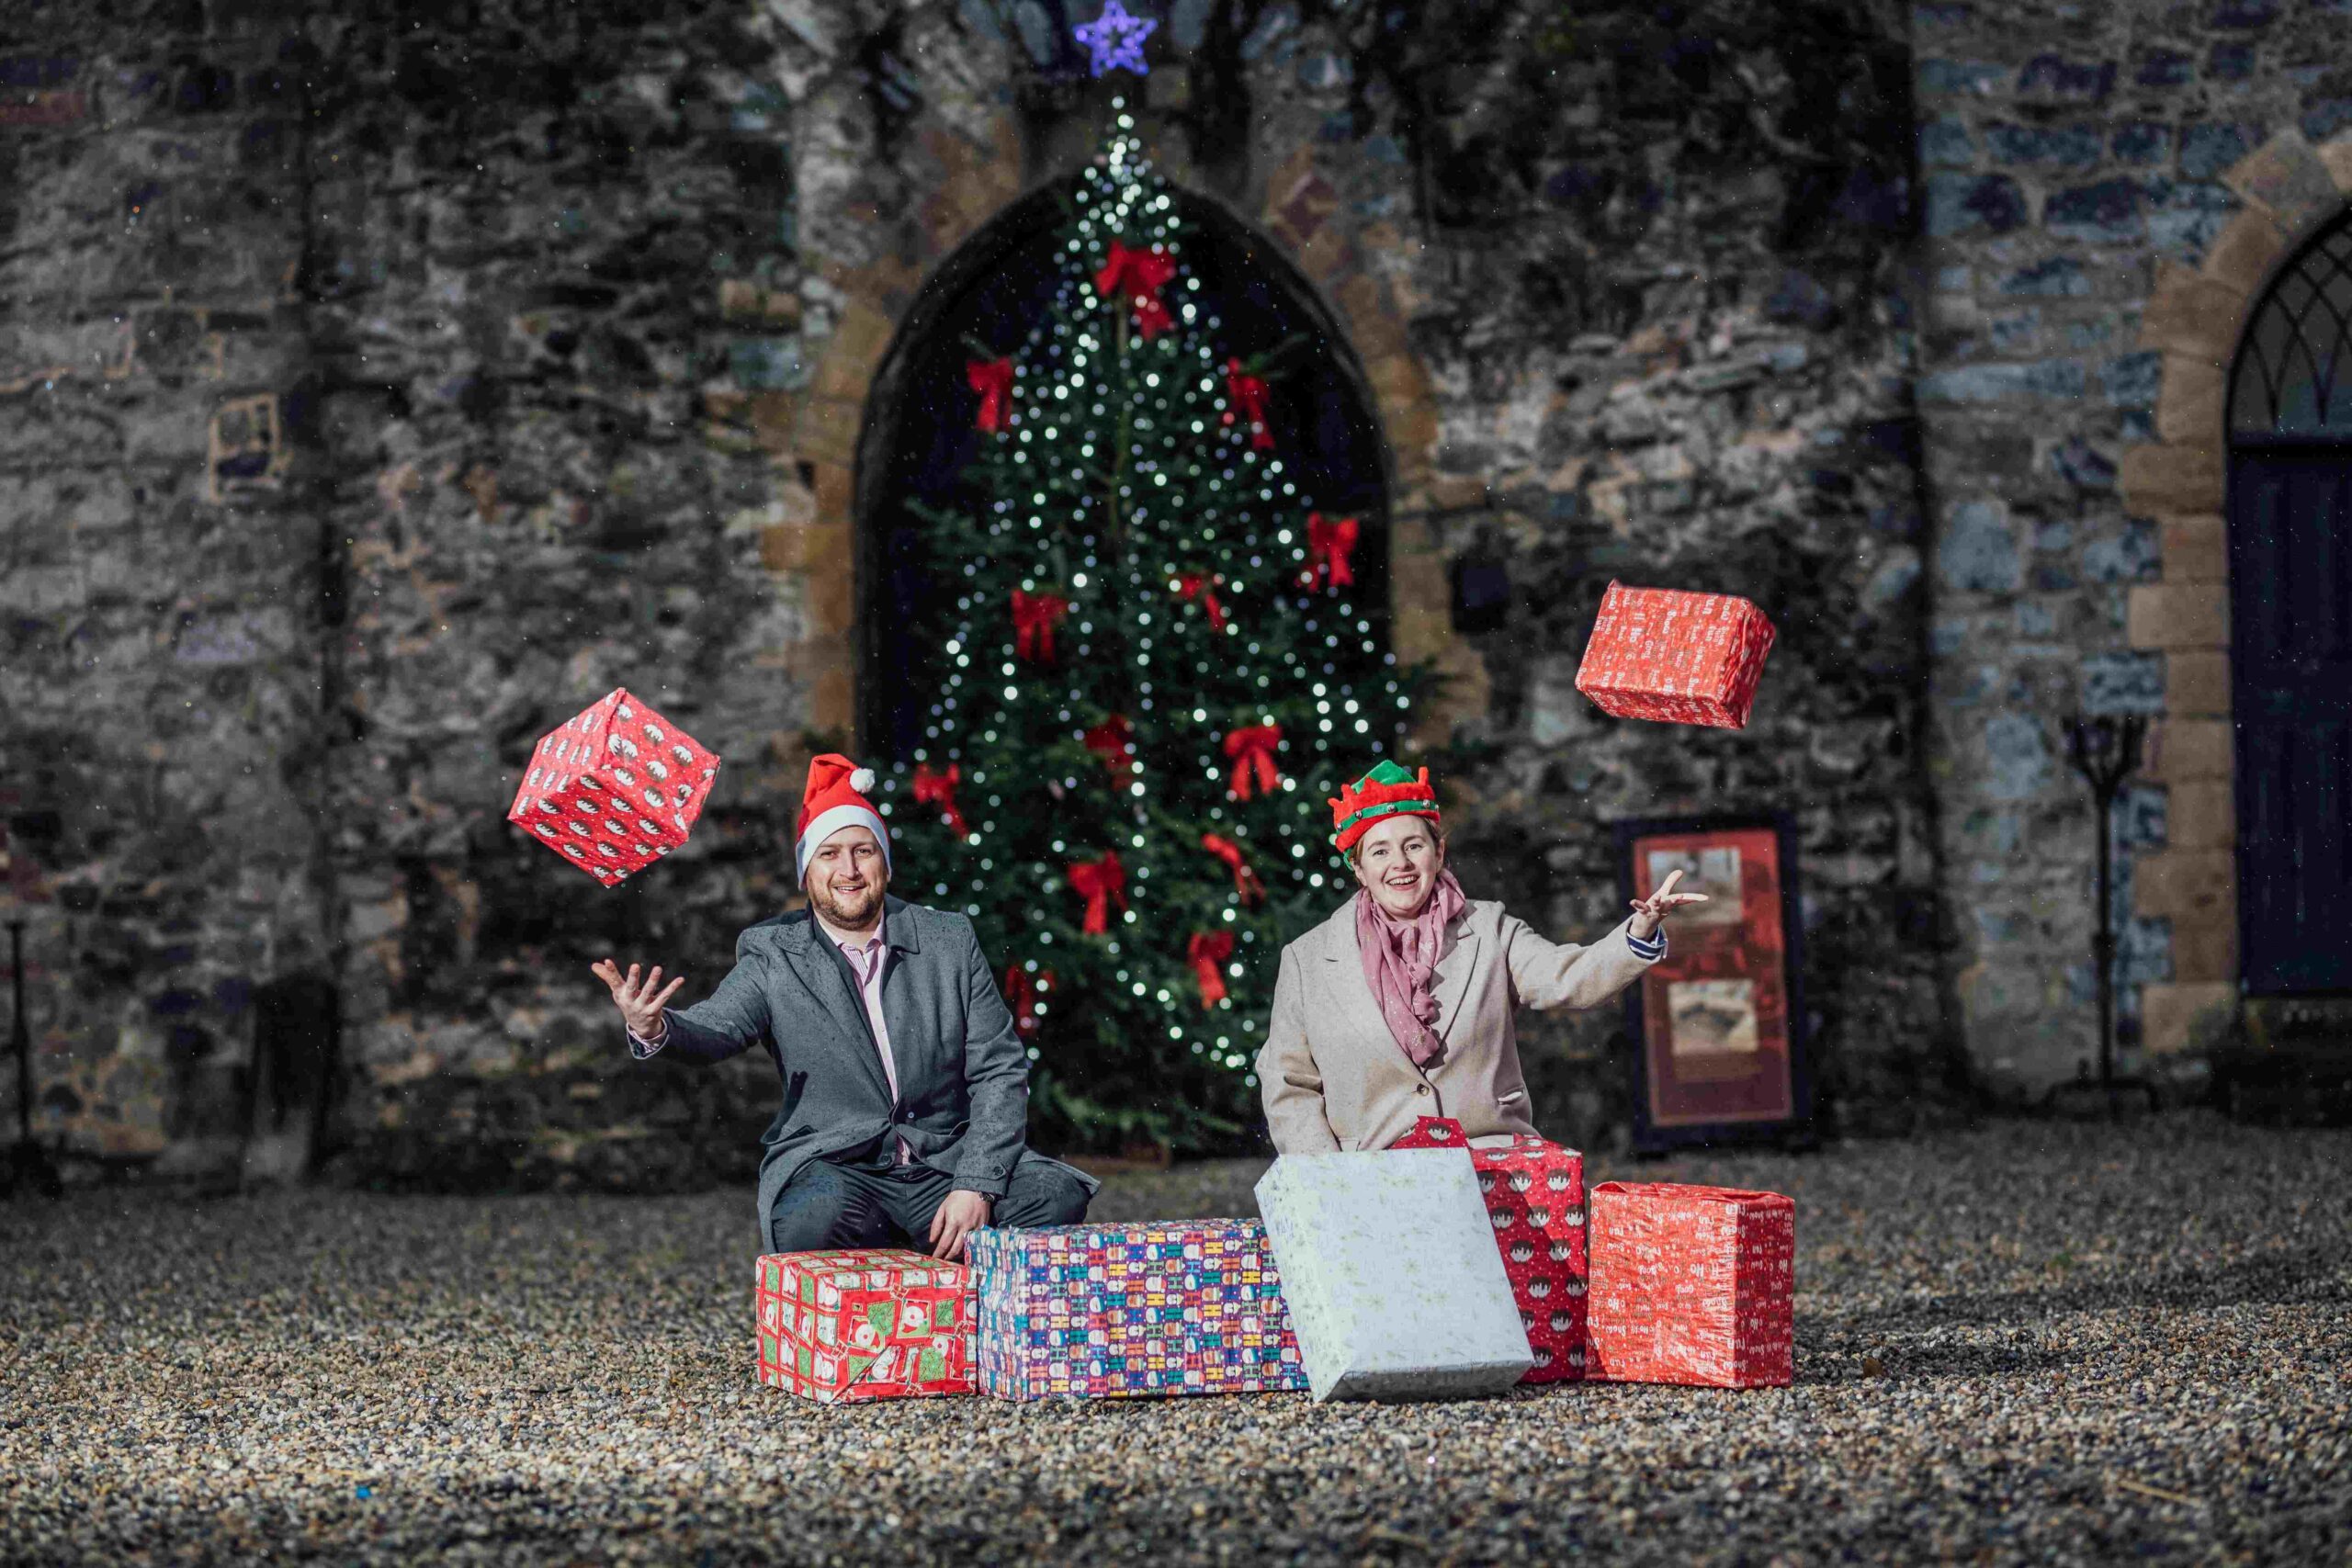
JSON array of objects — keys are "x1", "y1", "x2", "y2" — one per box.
[{"x1": 879, "y1": 106, "x2": 1423, "y2": 1152}]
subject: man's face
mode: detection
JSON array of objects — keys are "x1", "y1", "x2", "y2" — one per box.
[{"x1": 806, "y1": 826, "x2": 888, "y2": 929}]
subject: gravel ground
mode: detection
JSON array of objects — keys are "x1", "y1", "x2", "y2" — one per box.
[{"x1": 3, "y1": 1112, "x2": 2349, "y2": 1567}]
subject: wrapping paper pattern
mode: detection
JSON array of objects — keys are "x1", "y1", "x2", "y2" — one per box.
[
  {"x1": 506, "y1": 688, "x2": 721, "y2": 886},
  {"x1": 1393, "y1": 1117, "x2": 1588, "y2": 1384},
  {"x1": 968, "y1": 1221, "x2": 1307, "y2": 1400},
  {"x1": 1587, "y1": 1182, "x2": 1795, "y2": 1389},
  {"x1": 1256, "y1": 1149, "x2": 1533, "y2": 1402},
  {"x1": 1573, "y1": 580, "x2": 1778, "y2": 730},
  {"x1": 755, "y1": 1249, "x2": 977, "y2": 1404}
]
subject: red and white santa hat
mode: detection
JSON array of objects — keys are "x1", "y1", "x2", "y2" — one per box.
[{"x1": 796, "y1": 753, "x2": 890, "y2": 884}]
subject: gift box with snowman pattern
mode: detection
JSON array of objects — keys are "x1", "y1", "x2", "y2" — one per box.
[
  {"x1": 506, "y1": 687, "x2": 720, "y2": 887},
  {"x1": 755, "y1": 1248, "x2": 976, "y2": 1403},
  {"x1": 1393, "y1": 1116, "x2": 1589, "y2": 1384}
]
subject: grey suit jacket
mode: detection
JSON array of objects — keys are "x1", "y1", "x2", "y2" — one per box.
[{"x1": 637, "y1": 895, "x2": 1098, "y2": 1240}]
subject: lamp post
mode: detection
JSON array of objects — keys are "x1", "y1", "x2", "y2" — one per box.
[{"x1": 2060, "y1": 713, "x2": 2154, "y2": 1115}]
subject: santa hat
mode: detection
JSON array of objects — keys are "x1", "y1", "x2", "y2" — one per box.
[{"x1": 797, "y1": 753, "x2": 890, "y2": 884}]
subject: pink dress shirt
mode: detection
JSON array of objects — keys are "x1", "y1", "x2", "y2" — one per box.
[{"x1": 831, "y1": 919, "x2": 912, "y2": 1166}]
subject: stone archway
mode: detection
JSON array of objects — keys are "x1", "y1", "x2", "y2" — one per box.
[
  {"x1": 761, "y1": 104, "x2": 1481, "y2": 752},
  {"x1": 2124, "y1": 128, "x2": 2352, "y2": 1054}
]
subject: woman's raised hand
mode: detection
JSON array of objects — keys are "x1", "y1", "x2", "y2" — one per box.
[
  {"x1": 1627, "y1": 867, "x2": 1710, "y2": 940},
  {"x1": 591, "y1": 958, "x2": 685, "y2": 1042}
]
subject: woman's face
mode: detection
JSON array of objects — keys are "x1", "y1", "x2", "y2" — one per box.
[{"x1": 1351, "y1": 814, "x2": 1444, "y2": 919}]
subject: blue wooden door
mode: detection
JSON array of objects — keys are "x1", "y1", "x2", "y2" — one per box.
[{"x1": 2229, "y1": 451, "x2": 2352, "y2": 993}]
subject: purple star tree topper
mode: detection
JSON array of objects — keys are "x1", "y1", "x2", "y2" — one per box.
[{"x1": 1074, "y1": 0, "x2": 1156, "y2": 77}]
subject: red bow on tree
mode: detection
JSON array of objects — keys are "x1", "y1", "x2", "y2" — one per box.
[
  {"x1": 1222, "y1": 357, "x2": 1274, "y2": 450},
  {"x1": 1173, "y1": 573, "x2": 1227, "y2": 633},
  {"x1": 1092, "y1": 241, "x2": 1178, "y2": 340},
  {"x1": 912, "y1": 761, "x2": 969, "y2": 838},
  {"x1": 1002, "y1": 964, "x2": 1054, "y2": 1041},
  {"x1": 1067, "y1": 850, "x2": 1128, "y2": 935},
  {"x1": 1200, "y1": 832, "x2": 1265, "y2": 905},
  {"x1": 1301, "y1": 513, "x2": 1359, "y2": 592},
  {"x1": 1222, "y1": 724, "x2": 1283, "y2": 800},
  {"x1": 1081, "y1": 714, "x2": 1136, "y2": 782},
  {"x1": 967, "y1": 357, "x2": 1013, "y2": 434},
  {"x1": 1012, "y1": 589, "x2": 1069, "y2": 662},
  {"x1": 1187, "y1": 931, "x2": 1236, "y2": 1009}
]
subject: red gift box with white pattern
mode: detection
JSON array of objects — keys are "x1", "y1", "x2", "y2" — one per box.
[
  {"x1": 756, "y1": 1249, "x2": 976, "y2": 1404},
  {"x1": 1572, "y1": 580, "x2": 1777, "y2": 729},
  {"x1": 506, "y1": 688, "x2": 720, "y2": 887},
  {"x1": 1391, "y1": 1116, "x2": 1588, "y2": 1385},
  {"x1": 1586, "y1": 1182, "x2": 1794, "y2": 1389}
]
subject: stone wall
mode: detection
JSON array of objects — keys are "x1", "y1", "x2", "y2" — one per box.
[
  {"x1": 4, "y1": 0, "x2": 2217, "y2": 1188},
  {"x1": 1, "y1": 17, "x2": 324, "y2": 1176},
  {"x1": 1910, "y1": 0, "x2": 2352, "y2": 1087}
]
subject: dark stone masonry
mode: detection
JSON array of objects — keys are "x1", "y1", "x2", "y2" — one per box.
[{"x1": 3, "y1": 0, "x2": 2346, "y2": 1186}]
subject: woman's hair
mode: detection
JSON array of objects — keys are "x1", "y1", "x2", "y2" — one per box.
[{"x1": 1344, "y1": 818, "x2": 1443, "y2": 871}]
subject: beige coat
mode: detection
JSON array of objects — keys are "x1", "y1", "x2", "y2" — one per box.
[{"x1": 1257, "y1": 898, "x2": 1659, "y2": 1156}]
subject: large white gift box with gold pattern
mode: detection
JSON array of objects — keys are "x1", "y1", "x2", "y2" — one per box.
[{"x1": 1254, "y1": 1147, "x2": 1533, "y2": 1402}]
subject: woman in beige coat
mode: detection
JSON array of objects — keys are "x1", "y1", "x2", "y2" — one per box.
[{"x1": 1257, "y1": 760, "x2": 1708, "y2": 1155}]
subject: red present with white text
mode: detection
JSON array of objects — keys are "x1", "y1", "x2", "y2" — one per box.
[
  {"x1": 506, "y1": 687, "x2": 720, "y2": 886},
  {"x1": 1586, "y1": 1182, "x2": 1794, "y2": 1389},
  {"x1": 756, "y1": 1249, "x2": 976, "y2": 1404},
  {"x1": 1573, "y1": 581, "x2": 1777, "y2": 729},
  {"x1": 1392, "y1": 1116, "x2": 1589, "y2": 1384}
]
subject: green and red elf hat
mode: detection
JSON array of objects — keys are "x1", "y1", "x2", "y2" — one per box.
[{"x1": 1329, "y1": 760, "x2": 1440, "y2": 854}]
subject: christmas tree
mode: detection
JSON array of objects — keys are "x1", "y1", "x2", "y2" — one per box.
[{"x1": 877, "y1": 111, "x2": 1424, "y2": 1155}]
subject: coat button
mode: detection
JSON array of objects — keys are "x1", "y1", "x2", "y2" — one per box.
[{"x1": 1415, "y1": 1084, "x2": 1430, "y2": 1096}]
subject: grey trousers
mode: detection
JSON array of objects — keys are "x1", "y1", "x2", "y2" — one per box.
[{"x1": 765, "y1": 1147, "x2": 1091, "y2": 1255}]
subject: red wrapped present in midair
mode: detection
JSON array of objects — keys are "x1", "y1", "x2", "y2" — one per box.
[
  {"x1": 1394, "y1": 1115, "x2": 1589, "y2": 1384},
  {"x1": 756, "y1": 1249, "x2": 976, "y2": 1404},
  {"x1": 506, "y1": 688, "x2": 720, "y2": 886},
  {"x1": 1572, "y1": 580, "x2": 1777, "y2": 729},
  {"x1": 1586, "y1": 1182, "x2": 1795, "y2": 1389}
]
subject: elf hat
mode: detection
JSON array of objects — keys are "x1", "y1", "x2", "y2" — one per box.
[
  {"x1": 797, "y1": 753, "x2": 891, "y2": 885},
  {"x1": 1329, "y1": 760, "x2": 1440, "y2": 854}
]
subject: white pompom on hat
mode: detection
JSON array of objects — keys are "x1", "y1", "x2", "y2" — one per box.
[{"x1": 796, "y1": 752, "x2": 890, "y2": 885}]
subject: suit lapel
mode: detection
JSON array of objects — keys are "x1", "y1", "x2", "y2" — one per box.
[
  {"x1": 1318, "y1": 904, "x2": 1411, "y2": 1069},
  {"x1": 876, "y1": 898, "x2": 930, "y2": 1083},
  {"x1": 1431, "y1": 917, "x2": 1479, "y2": 1045},
  {"x1": 777, "y1": 916, "x2": 895, "y2": 1102}
]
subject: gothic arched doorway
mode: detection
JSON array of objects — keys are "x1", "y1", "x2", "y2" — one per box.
[
  {"x1": 854, "y1": 179, "x2": 1394, "y2": 761},
  {"x1": 845, "y1": 132, "x2": 1411, "y2": 1154},
  {"x1": 2226, "y1": 211, "x2": 2352, "y2": 994}
]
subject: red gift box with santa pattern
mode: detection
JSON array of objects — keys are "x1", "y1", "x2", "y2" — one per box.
[
  {"x1": 1572, "y1": 580, "x2": 1777, "y2": 729},
  {"x1": 755, "y1": 1249, "x2": 976, "y2": 1404},
  {"x1": 506, "y1": 688, "x2": 720, "y2": 886},
  {"x1": 1391, "y1": 1116, "x2": 1589, "y2": 1385},
  {"x1": 1586, "y1": 1182, "x2": 1795, "y2": 1389}
]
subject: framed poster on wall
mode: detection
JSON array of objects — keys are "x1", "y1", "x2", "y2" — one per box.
[{"x1": 1612, "y1": 814, "x2": 1812, "y2": 1152}]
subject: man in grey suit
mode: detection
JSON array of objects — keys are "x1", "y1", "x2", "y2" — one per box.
[{"x1": 593, "y1": 753, "x2": 1095, "y2": 1258}]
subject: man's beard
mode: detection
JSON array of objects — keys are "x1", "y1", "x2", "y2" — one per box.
[{"x1": 809, "y1": 874, "x2": 885, "y2": 929}]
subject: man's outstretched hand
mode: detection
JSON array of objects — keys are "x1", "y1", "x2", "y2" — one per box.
[
  {"x1": 592, "y1": 959, "x2": 685, "y2": 1043},
  {"x1": 929, "y1": 1190, "x2": 992, "y2": 1260}
]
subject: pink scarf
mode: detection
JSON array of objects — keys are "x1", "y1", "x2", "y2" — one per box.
[{"x1": 1355, "y1": 869, "x2": 1468, "y2": 1068}]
